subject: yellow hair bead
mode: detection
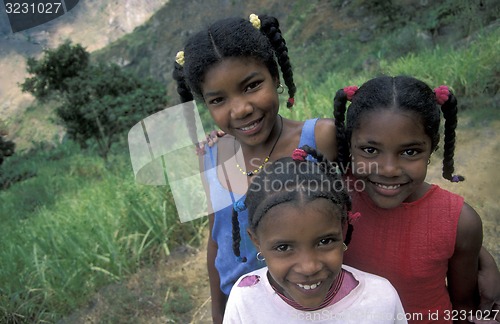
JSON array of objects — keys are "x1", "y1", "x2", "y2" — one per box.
[
  {"x1": 249, "y1": 14, "x2": 261, "y2": 30},
  {"x1": 175, "y1": 51, "x2": 185, "y2": 66}
]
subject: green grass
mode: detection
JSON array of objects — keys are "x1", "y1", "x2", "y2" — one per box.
[
  {"x1": 0, "y1": 143, "x2": 207, "y2": 322},
  {"x1": 280, "y1": 28, "x2": 499, "y2": 122},
  {"x1": 163, "y1": 284, "x2": 194, "y2": 322},
  {"x1": 379, "y1": 31, "x2": 499, "y2": 97}
]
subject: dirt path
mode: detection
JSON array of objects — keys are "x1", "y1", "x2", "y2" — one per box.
[
  {"x1": 60, "y1": 235, "x2": 212, "y2": 323},
  {"x1": 426, "y1": 119, "x2": 500, "y2": 263}
]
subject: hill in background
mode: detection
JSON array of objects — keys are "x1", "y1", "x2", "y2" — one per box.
[
  {"x1": 0, "y1": 0, "x2": 169, "y2": 121},
  {"x1": 92, "y1": 0, "x2": 498, "y2": 103}
]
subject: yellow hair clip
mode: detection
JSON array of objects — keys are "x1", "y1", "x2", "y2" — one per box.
[
  {"x1": 249, "y1": 14, "x2": 261, "y2": 30},
  {"x1": 175, "y1": 51, "x2": 185, "y2": 66}
]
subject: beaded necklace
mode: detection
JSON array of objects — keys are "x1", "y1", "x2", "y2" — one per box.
[{"x1": 234, "y1": 115, "x2": 283, "y2": 176}]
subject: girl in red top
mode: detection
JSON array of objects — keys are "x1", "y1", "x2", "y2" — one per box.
[{"x1": 333, "y1": 75, "x2": 495, "y2": 323}]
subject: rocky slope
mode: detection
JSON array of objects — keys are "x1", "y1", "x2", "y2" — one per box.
[{"x1": 0, "y1": 0, "x2": 169, "y2": 119}]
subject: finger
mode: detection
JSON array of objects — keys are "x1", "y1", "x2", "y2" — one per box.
[{"x1": 195, "y1": 142, "x2": 206, "y2": 156}]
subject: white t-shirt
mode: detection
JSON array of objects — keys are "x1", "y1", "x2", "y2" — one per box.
[{"x1": 223, "y1": 265, "x2": 408, "y2": 324}]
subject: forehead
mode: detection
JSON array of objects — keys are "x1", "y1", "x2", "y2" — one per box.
[
  {"x1": 256, "y1": 199, "x2": 342, "y2": 239},
  {"x1": 203, "y1": 57, "x2": 267, "y2": 81},
  {"x1": 353, "y1": 109, "x2": 429, "y2": 143}
]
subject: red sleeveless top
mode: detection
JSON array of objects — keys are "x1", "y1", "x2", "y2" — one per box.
[{"x1": 343, "y1": 185, "x2": 463, "y2": 324}]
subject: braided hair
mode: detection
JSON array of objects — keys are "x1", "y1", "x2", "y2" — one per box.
[
  {"x1": 172, "y1": 14, "x2": 296, "y2": 147},
  {"x1": 334, "y1": 75, "x2": 463, "y2": 182},
  {"x1": 231, "y1": 146, "x2": 354, "y2": 261},
  {"x1": 173, "y1": 14, "x2": 295, "y2": 105}
]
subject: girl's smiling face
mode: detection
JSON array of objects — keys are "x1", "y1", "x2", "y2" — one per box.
[
  {"x1": 350, "y1": 109, "x2": 433, "y2": 209},
  {"x1": 201, "y1": 57, "x2": 280, "y2": 148},
  {"x1": 249, "y1": 198, "x2": 344, "y2": 309}
]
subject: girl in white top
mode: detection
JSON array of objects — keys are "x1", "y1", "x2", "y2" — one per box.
[{"x1": 224, "y1": 147, "x2": 407, "y2": 323}]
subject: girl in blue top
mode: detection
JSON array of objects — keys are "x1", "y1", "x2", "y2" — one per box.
[{"x1": 172, "y1": 13, "x2": 337, "y2": 323}]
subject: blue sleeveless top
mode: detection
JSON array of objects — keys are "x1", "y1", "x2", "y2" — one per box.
[{"x1": 204, "y1": 118, "x2": 319, "y2": 295}]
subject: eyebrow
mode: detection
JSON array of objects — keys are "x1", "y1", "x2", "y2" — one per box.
[
  {"x1": 363, "y1": 140, "x2": 428, "y2": 147},
  {"x1": 269, "y1": 232, "x2": 342, "y2": 245},
  {"x1": 203, "y1": 71, "x2": 261, "y2": 98}
]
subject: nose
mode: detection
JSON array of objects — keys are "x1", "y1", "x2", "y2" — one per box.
[
  {"x1": 378, "y1": 154, "x2": 402, "y2": 177},
  {"x1": 295, "y1": 250, "x2": 322, "y2": 277},
  {"x1": 230, "y1": 96, "x2": 253, "y2": 119}
]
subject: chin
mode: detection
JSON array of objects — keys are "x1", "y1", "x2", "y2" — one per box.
[
  {"x1": 371, "y1": 198, "x2": 404, "y2": 209},
  {"x1": 365, "y1": 190, "x2": 406, "y2": 209}
]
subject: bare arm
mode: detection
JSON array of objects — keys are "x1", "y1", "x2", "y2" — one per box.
[
  {"x1": 207, "y1": 213, "x2": 227, "y2": 324},
  {"x1": 197, "y1": 145, "x2": 227, "y2": 323},
  {"x1": 447, "y1": 202, "x2": 483, "y2": 323},
  {"x1": 469, "y1": 247, "x2": 500, "y2": 323}
]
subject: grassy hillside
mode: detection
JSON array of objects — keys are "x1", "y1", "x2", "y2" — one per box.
[{"x1": 1, "y1": 0, "x2": 499, "y2": 322}]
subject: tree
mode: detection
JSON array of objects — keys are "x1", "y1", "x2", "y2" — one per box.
[
  {"x1": 59, "y1": 63, "x2": 168, "y2": 159},
  {"x1": 21, "y1": 41, "x2": 168, "y2": 160},
  {"x1": 0, "y1": 135, "x2": 15, "y2": 166},
  {"x1": 0, "y1": 120, "x2": 14, "y2": 166},
  {"x1": 21, "y1": 40, "x2": 89, "y2": 101}
]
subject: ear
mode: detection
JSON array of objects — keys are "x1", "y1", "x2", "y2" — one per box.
[{"x1": 247, "y1": 228, "x2": 260, "y2": 251}]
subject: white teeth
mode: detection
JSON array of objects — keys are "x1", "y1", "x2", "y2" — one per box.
[
  {"x1": 375, "y1": 183, "x2": 400, "y2": 190},
  {"x1": 240, "y1": 121, "x2": 258, "y2": 131},
  {"x1": 297, "y1": 281, "x2": 321, "y2": 290}
]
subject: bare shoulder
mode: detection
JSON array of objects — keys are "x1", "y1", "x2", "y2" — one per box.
[
  {"x1": 456, "y1": 202, "x2": 483, "y2": 244},
  {"x1": 458, "y1": 203, "x2": 482, "y2": 235},
  {"x1": 215, "y1": 135, "x2": 236, "y2": 162},
  {"x1": 315, "y1": 118, "x2": 337, "y2": 161}
]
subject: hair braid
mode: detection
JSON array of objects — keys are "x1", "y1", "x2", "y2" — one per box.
[
  {"x1": 302, "y1": 145, "x2": 331, "y2": 175},
  {"x1": 231, "y1": 208, "x2": 246, "y2": 262},
  {"x1": 302, "y1": 144, "x2": 325, "y2": 162},
  {"x1": 172, "y1": 62, "x2": 199, "y2": 146},
  {"x1": 172, "y1": 62, "x2": 193, "y2": 103},
  {"x1": 301, "y1": 146, "x2": 354, "y2": 247},
  {"x1": 301, "y1": 145, "x2": 351, "y2": 210},
  {"x1": 260, "y1": 15, "x2": 296, "y2": 107},
  {"x1": 440, "y1": 92, "x2": 464, "y2": 182},
  {"x1": 344, "y1": 224, "x2": 354, "y2": 246},
  {"x1": 333, "y1": 89, "x2": 350, "y2": 173}
]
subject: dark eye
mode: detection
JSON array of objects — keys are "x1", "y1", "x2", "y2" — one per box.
[
  {"x1": 208, "y1": 97, "x2": 224, "y2": 105},
  {"x1": 275, "y1": 244, "x2": 291, "y2": 252},
  {"x1": 402, "y1": 149, "x2": 419, "y2": 156},
  {"x1": 245, "y1": 81, "x2": 262, "y2": 92},
  {"x1": 318, "y1": 238, "x2": 334, "y2": 246},
  {"x1": 362, "y1": 147, "x2": 377, "y2": 154}
]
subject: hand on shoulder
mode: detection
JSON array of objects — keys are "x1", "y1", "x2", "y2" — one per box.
[{"x1": 195, "y1": 130, "x2": 226, "y2": 156}]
